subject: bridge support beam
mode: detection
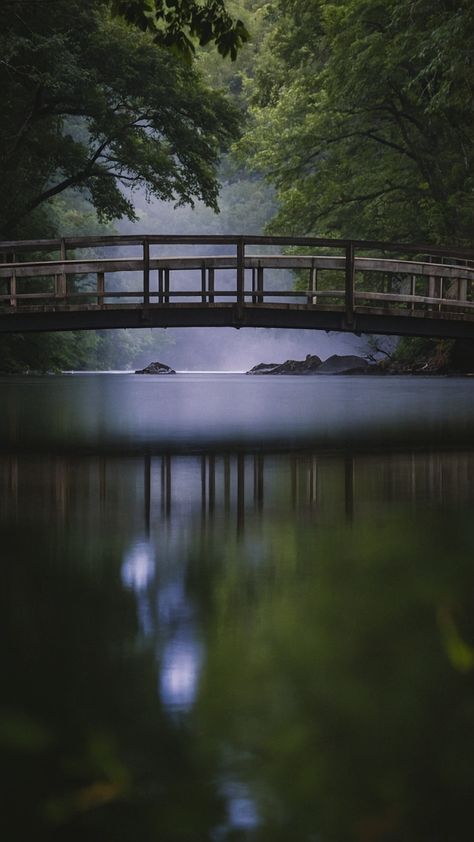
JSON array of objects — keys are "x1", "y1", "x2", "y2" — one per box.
[{"x1": 2, "y1": 304, "x2": 474, "y2": 341}]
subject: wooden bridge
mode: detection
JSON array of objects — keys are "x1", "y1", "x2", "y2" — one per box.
[{"x1": 1, "y1": 234, "x2": 474, "y2": 338}]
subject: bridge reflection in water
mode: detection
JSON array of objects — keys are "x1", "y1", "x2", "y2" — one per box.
[
  {"x1": 2, "y1": 449, "x2": 474, "y2": 535},
  {"x1": 3, "y1": 445, "x2": 474, "y2": 836}
]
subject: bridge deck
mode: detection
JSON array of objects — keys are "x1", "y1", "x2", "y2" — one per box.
[{"x1": 1, "y1": 234, "x2": 474, "y2": 339}]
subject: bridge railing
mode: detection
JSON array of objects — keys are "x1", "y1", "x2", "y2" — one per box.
[{"x1": 1, "y1": 234, "x2": 474, "y2": 324}]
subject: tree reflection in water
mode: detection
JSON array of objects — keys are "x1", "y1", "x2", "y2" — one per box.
[{"x1": 1, "y1": 449, "x2": 474, "y2": 840}]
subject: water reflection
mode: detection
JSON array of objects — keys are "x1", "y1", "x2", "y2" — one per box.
[
  {"x1": 2, "y1": 449, "x2": 474, "y2": 530},
  {"x1": 160, "y1": 634, "x2": 202, "y2": 712},
  {"x1": 122, "y1": 540, "x2": 154, "y2": 591},
  {"x1": 122, "y1": 539, "x2": 202, "y2": 713},
  {"x1": 1, "y1": 447, "x2": 474, "y2": 840}
]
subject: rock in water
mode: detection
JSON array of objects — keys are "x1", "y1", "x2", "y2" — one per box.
[
  {"x1": 246, "y1": 353, "x2": 372, "y2": 375},
  {"x1": 315, "y1": 354, "x2": 370, "y2": 374},
  {"x1": 246, "y1": 362, "x2": 280, "y2": 374},
  {"x1": 247, "y1": 354, "x2": 322, "y2": 375},
  {"x1": 135, "y1": 361, "x2": 176, "y2": 375}
]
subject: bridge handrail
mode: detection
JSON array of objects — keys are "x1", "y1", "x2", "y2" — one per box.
[
  {"x1": 1, "y1": 233, "x2": 474, "y2": 260},
  {"x1": 1, "y1": 234, "x2": 474, "y2": 336},
  {"x1": 2, "y1": 254, "x2": 474, "y2": 279}
]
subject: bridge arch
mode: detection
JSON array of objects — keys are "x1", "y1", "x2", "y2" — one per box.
[{"x1": 1, "y1": 234, "x2": 474, "y2": 339}]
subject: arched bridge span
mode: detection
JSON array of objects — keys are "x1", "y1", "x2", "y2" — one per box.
[{"x1": 1, "y1": 234, "x2": 474, "y2": 339}]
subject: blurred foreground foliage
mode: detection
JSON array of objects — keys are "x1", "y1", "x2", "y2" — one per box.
[
  {"x1": 1, "y1": 452, "x2": 474, "y2": 839},
  {"x1": 0, "y1": 524, "x2": 225, "y2": 840},
  {"x1": 196, "y1": 510, "x2": 474, "y2": 841}
]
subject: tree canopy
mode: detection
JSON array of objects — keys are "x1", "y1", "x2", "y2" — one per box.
[
  {"x1": 238, "y1": 0, "x2": 474, "y2": 244},
  {"x1": 112, "y1": 0, "x2": 249, "y2": 61},
  {"x1": 0, "y1": 0, "x2": 246, "y2": 238}
]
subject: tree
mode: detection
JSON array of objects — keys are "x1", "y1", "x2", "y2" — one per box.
[
  {"x1": 0, "y1": 0, "x2": 246, "y2": 238},
  {"x1": 112, "y1": 0, "x2": 249, "y2": 61},
  {"x1": 238, "y1": 0, "x2": 474, "y2": 245}
]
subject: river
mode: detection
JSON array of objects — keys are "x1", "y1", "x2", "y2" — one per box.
[{"x1": 2, "y1": 373, "x2": 474, "y2": 841}]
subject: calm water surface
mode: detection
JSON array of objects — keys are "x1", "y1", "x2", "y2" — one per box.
[{"x1": 1, "y1": 374, "x2": 474, "y2": 841}]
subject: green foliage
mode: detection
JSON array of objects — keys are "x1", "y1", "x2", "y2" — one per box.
[
  {"x1": 0, "y1": 0, "x2": 251, "y2": 371},
  {"x1": 0, "y1": 327, "x2": 175, "y2": 374},
  {"x1": 82, "y1": 328, "x2": 175, "y2": 371},
  {"x1": 112, "y1": 0, "x2": 249, "y2": 61},
  {"x1": 0, "y1": 0, "x2": 240, "y2": 238},
  {"x1": 238, "y1": 0, "x2": 474, "y2": 245},
  {"x1": 392, "y1": 337, "x2": 452, "y2": 366},
  {"x1": 197, "y1": 1, "x2": 270, "y2": 107},
  {"x1": 0, "y1": 332, "x2": 99, "y2": 374},
  {"x1": 197, "y1": 510, "x2": 474, "y2": 839}
]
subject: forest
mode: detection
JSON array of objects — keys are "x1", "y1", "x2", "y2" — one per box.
[{"x1": 1, "y1": 0, "x2": 473, "y2": 371}]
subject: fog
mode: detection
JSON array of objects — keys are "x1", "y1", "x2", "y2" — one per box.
[
  {"x1": 114, "y1": 181, "x2": 369, "y2": 371},
  {"x1": 145, "y1": 326, "x2": 367, "y2": 372}
]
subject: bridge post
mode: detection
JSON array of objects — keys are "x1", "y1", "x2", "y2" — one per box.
[
  {"x1": 310, "y1": 260, "x2": 318, "y2": 304},
  {"x1": 257, "y1": 265, "x2": 264, "y2": 304},
  {"x1": 208, "y1": 267, "x2": 215, "y2": 304},
  {"x1": 237, "y1": 237, "x2": 245, "y2": 305},
  {"x1": 142, "y1": 238, "x2": 150, "y2": 306},
  {"x1": 201, "y1": 262, "x2": 207, "y2": 303},
  {"x1": 9, "y1": 267, "x2": 16, "y2": 308},
  {"x1": 57, "y1": 239, "x2": 67, "y2": 299},
  {"x1": 345, "y1": 241, "x2": 355, "y2": 325},
  {"x1": 428, "y1": 274, "x2": 436, "y2": 300},
  {"x1": 97, "y1": 272, "x2": 105, "y2": 308}
]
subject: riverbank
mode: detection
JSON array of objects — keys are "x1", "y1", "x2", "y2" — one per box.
[{"x1": 246, "y1": 339, "x2": 474, "y2": 376}]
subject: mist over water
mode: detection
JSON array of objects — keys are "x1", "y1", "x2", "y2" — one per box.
[
  {"x1": 115, "y1": 190, "x2": 370, "y2": 370},
  {"x1": 154, "y1": 327, "x2": 368, "y2": 372}
]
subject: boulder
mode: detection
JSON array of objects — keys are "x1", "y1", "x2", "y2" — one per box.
[
  {"x1": 315, "y1": 354, "x2": 370, "y2": 375},
  {"x1": 246, "y1": 362, "x2": 280, "y2": 374},
  {"x1": 246, "y1": 353, "x2": 374, "y2": 375},
  {"x1": 247, "y1": 354, "x2": 322, "y2": 375},
  {"x1": 135, "y1": 361, "x2": 176, "y2": 375}
]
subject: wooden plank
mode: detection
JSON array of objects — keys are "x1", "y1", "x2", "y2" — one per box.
[
  {"x1": 1, "y1": 233, "x2": 473, "y2": 262},
  {"x1": 355, "y1": 291, "x2": 474, "y2": 309},
  {"x1": 354, "y1": 257, "x2": 474, "y2": 280},
  {"x1": 4, "y1": 287, "x2": 473, "y2": 309},
  {"x1": 248, "y1": 256, "x2": 345, "y2": 270},
  {"x1": 0, "y1": 292, "x2": 60, "y2": 301},
  {"x1": 0, "y1": 259, "x2": 142, "y2": 278},
  {"x1": 1, "y1": 253, "x2": 474, "y2": 281}
]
